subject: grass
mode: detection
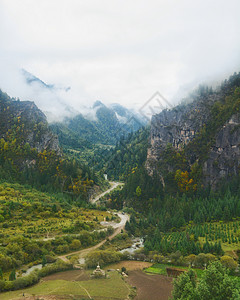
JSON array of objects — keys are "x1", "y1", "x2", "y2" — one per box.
[
  {"x1": 1, "y1": 271, "x2": 129, "y2": 300},
  {"x1": 146, "y1": 263, "x2": 240, "y2": 286},
  {"x1": 145, "y1": 263, "x2": 204, "y2": 278}
]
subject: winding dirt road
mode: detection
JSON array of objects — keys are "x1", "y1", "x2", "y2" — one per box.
[
  {"x1": 59, "y1": 182, "x2": 127, "y2": 263},
  {"x1": 90, "y1": 181, "x2": 123, "y2": 204},
  {"x1": 58, "y1": 213, "x2": 129, "y2": 263}
]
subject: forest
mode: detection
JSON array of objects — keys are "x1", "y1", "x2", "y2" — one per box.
[{"x1": 0, "y1": 73, "x2": 240, "y2": 296}]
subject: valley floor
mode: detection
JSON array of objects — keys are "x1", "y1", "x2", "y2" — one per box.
[
  {"x1": 1, "y1": 261, "x2": 173, "y2": 300},
  {"x1": 126, "y1": 270, "x2": 173, "y2": 300}
]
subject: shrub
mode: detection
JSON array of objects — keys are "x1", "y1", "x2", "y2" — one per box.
[
  {"x1": 0, "y1": 260, "x2": 73, "y2": 292},
  {"x1": 86, "y1": 250, "x2": 122, "y2": 268},
  {"x1": 220, "y1": 255, "x2": 238, "y2": 271}
]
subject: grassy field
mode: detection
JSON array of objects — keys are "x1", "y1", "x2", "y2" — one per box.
[
  {"x1": 145, "y1": 263, "x2": 240, "y2": 283},
  {"x1": 1, "y1": 271, "x2": 129, "y2": 300},
  {"x1": 145, "y1": 263, "x2": 204, "y2": 278}
]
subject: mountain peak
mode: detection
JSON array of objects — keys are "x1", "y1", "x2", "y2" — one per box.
[
  {"x1": 21, "y1": 69, "x2": 54, "y2": 89},
  {"x1": 93, "y1": 100, "x2": 105, "y2": 109}
]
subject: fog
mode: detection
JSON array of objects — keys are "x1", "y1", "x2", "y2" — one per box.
[{"x1": 0, "y1": 0, "x2": 240, "y2": 121}]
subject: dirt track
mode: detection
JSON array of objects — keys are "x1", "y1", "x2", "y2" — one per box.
[
  {"x1": 58, "y1": 213, "x2": 129, "y2": 263},
  {"x1": 126, "y1": 270, "x2": 173, "y2": 300},
  {"x1": 90, "y1": 181, "x2": 123, "y2": 204}
]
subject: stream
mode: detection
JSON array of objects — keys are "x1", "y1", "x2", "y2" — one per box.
[{"x1": 120, "y1": 238, "x2": 144, "y2": 254}]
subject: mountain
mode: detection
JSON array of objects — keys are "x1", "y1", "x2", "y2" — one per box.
[
  {"x1": 104, "y1": 73, "x2": 240, "y2": 220},
  {"x1": 98, "y1": 126, "x2": 150, "y2": 181},
  {"x1": 0, "y1": 89, "x2": 100, "y2": 196},
  {"x1": 21, "y1": 70, "x2": 147, "y2": 146},
  {"x1": 22, "y1": 69, "x2": 55, "y2": 90},
  {"x1": 105, "y1": 73, "x2": 240, "y2": 248},
  {"x1": 0, "y1": 89, "x2": 60, "y2": 155},
  {"x1": 146, "y1": 72, "x2": 240, "y2": 190},
  {"x1": 21, "y1": 69, "x2": 75, "y2": 122},
  {"x1": 22, "y1": 69, "x2": 71, "y2": 92},
  {"x1": 52, "y1": 100, "x2": 147, "y2": 149},
  {"x1": 110, "y1": 103, "x2": 147, "y2": 132}
]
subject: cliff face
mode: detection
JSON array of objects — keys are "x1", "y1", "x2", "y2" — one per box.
[
  {"x1": 146, "y1": 77, "x2": 240, "y2": 188},
  {"x1": 148, "y1": 98, "x2": 211, "y2": 157},
  {"x1": 146, "y1": 94, "x2": 216, "y2": 174},
  {"x1": 203, "y1": 113, "x2": 240, "y2": 186},
  {"x1": 0, "y1": 90, "x2": 60, "y2": 155}
]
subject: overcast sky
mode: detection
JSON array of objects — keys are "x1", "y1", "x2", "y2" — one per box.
[{"x1": 0, "y1": 0, "x2": 240, "y2": 117}]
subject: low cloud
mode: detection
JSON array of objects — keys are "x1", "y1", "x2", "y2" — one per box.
[{"x1": 0, "y1": 0, "x2": 240, "y2": 120}]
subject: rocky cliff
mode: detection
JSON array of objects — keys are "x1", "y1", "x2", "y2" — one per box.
[
  {"x1": 0, "y1": 90, "x2": 60, "y2": 155},
  {"x1": 146, "y1": 73, "x2": 240, "y2": 189},
  {"x1": 203, "y1": 113, "x2": 240, "y2": 186}
]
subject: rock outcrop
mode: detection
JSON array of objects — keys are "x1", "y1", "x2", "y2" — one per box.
[
  {"x1": 146, "y1": 80, "x2": 240, "y2": 188},
  {"x1": 203, "y1": 113, "x2": 240, "y2": 186},
  {"x1": 146, "y1": 94, "x2": 216, "y2": 174},
  {"x1": 0, "y1": 90, "x2": 61, "y2": 155}
]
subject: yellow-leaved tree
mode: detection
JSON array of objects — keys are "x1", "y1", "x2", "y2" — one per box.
[{"x1": 175, "y1": 170, "x2": 197, "y2": 193}]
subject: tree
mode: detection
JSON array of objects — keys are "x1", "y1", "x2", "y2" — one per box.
[
  {"x1": 136, "y1": 186, "x2": 142, "y2": 197},
  {"x1": 205, "y1": 253, "x2": 216, "y2": 266},
  {"x1": 171, "y1": 268, "x2": 196, "y2": 300},
  {"x1": 185, "y1": 254, "x2": 196, "y2": 267},
  {"x1": 171, "y1": 261, "x2": 240, "y2": 300},
  {"x1": 70, "y1": 239, "x2": 81, "y2": 250},
  {"x1": 0, "y1": 267, "x2": 3, "y2": 280},
  {"x1": 42, "y1": 254, "x2": 47, "y2": 267},
  {"x1": 220, "y1": 255, "x2": 238, "y2": 272},
  {"x1": 195, "y1": 253, "x2": 207, "y2": 268},
  {"x1": 9, "y1": 269, "x2": 16, "y2": 281}
]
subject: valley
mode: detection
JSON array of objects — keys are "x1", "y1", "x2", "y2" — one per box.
[{"x1": 0, "y1": 73, "x2": 240, "y2": 299}]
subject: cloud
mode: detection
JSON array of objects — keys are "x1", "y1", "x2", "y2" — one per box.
[{"x1": 0, "y1": 0, "x2": 240, "y2": 119}]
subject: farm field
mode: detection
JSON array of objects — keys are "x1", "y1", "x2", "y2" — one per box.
[
  {"x1": 145, "y1": 263, "x2": 240, "y2": 283},
  {"x1": 148, "y1": 220, "x2": 240, "y2": 256},
  {"x1": 106, "y1": 260, "x2": 152, "y2": 271},
  {"x1": 106, "y1": 260, "x2": 174, "y2": 300},
  {"x1": 1, "y1": 270, "x2": 130, "y2": 300},
  {"x1": 2, "y1": 261, "x2": 174, "y2": 300},
  {"x1": 145, "y1": 263, "x2": 204, "y2": 278},
  {"x1": 126, "y1": 270, "x2": 173, "y2": 300}
]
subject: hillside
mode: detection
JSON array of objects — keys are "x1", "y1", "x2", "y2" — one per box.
[
  {"x1": 0, "y1": 89, "x2": 60, "y2": 154},
  {"x1": 0, "y1": 89, "x2": 102, "y2": 198},
  {"x1": 0, "y1": 181, "x2": 114, "y2": 274},
  {"x1": 146, "y1": 72, "x2": 240, "y2": 191},
  {"x1": 52, "y1": 101, "x2": 146, "y2": 151},
  {"x1": 106, "y1": 73, "x2": 240, "y2": 227}
]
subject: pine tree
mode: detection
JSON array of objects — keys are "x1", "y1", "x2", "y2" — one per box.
[
  {"x1": 9, "y1": 269, "x2": 16, "y2": 281},
  {"x1": 42, "y1": 254, "x2": 47, "y2": 267}
]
